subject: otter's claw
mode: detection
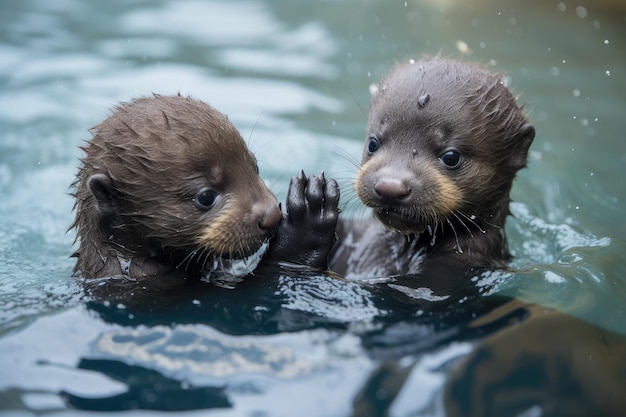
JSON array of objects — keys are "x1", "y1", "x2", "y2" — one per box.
[{"x1": 265, "y1": 171, "x2": 340, "y2": 270}]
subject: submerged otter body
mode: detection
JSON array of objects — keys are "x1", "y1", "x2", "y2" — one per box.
[
  {"x1": 71, "y1": 95, "x2": 283, "y2": 283},
  {"x1": 331, "y1": 57, "x2": 535, "y2": 284}
]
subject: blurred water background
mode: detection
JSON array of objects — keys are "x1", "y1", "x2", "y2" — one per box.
[{"x1": 1, "y1": 0, "x2": 625, "y2": 416}]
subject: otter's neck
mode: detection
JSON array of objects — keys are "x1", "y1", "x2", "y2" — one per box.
[{"x1": 73, "y1": 223, "x2": 206, "y2": 282}]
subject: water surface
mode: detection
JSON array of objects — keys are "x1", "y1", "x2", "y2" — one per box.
[{"x1": 1, "y1": 0, "x2": 625, "y2": 416}]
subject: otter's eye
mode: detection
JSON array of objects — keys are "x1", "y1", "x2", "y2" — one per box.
[
  {"x1": 367, "y1": 136, "x2": 380, "y2": 155},
  {"x1": 193, "y1": 188, "x2": 218, "y2": 210},
  {"x1": 440, "y1": 150, "x2": 463, "y2": 169}
]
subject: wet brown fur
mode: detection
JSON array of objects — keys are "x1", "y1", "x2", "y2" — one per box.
[
  {"x1": 331, "y1": 57, "x2": 535, "y2": 279},
  {"x1": 70, "y1": 94, "x2": 280, "y2": 282}
]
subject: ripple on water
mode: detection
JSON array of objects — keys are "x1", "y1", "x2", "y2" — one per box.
[
  {"x1": 278, "y1": 274, "x2": 383, "y2": 323},
  {"x1": 509, "y1": 202, "x2": 610, "y2": 266}
]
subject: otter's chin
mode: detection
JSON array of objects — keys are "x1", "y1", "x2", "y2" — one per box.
[
  {"x1": 207, "y1": 241, "x2": 269, "y2": 283},
  {"x1": 374, "y1": 209, "x2": 428, "y2": 235},
  {"x1": 217, "y1": 238, "x2": 269, "y2": 261}
]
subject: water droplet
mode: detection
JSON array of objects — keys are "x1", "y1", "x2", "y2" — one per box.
[
  {"x1": 551, "y1": 67, "x2": 560, "y2": 76},
  {"x1": 576, "y1": 6, "x2": 587, "y2": 18},
  {"x1": 418, "y1": 94, "x2": 430, "y2": 108},
  {"x1": 604, "y1": 39, "x2": 609, "y2": 45},
  {"x1": 479, "y1": 41, "x2": 486, "y2": 48},
  {"x1": 573, "y1": 89, "x2": 580, "y2": 97},
  {"x1": 557, "y1": 2, "x2": 566, "y2": 12},
  {"x1": 456, "y1": 40, "x2": 471, "y2": 55}
]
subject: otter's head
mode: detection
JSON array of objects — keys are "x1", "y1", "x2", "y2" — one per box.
[
  {"x1": 355, "y1": 57, "x2": 535, "y2": 235},
  {"x1": 72, "y1": 95, "x2": 280, "y2": 278}
]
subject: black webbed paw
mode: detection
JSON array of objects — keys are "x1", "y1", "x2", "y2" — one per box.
[{"x1": 264, "y1": 171, "x2": 340, "y2": 270}]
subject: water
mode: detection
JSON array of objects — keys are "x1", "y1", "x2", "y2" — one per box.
[{"x1": 1, "y1": 0, "x2": 625, "y2": 415}]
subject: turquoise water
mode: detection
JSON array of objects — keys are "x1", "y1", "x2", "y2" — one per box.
[{"x1": 1, "y1": 0, "x2": 625, "y2": 416}]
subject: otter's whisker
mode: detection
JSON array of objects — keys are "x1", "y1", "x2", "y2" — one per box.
[
  {"x1": 200, "y1": 247, "x2": 213, "y2": 271},
  {"x1": 332, "y1": 150, "x2": 361, "y2": 171},
  {"x1": 186, "y1": 249, "x2": 200, "y2": 271},
  {"x1": 457, "y1": 210, "x2": 486, "y2": 234},
  {"x1": 480, "y1": 215, "x2": 503, "y2": 230},
  {"x1": 429, "y1": 220, "x2": 439, "y2": 246},
  {"x1": 239, "y1": 241, "x2": 248, "y2": 261},
  {"x1": 176, "y1": 249, "x2": 196, "y2": 271},
  {"x1": 246, "y1": 112, "x2": 264, "y2": 151},
  {"x1": 445, "y1": 218, "x2": 463, "y2": 254},
  {"x1": 452, "y1": 211, "x2": 474, "y2": 239}
]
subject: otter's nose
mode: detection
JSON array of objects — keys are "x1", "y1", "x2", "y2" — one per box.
[
  {"x1": 258, "y1": 203, "x2": 282, "y2": 236},
  {"x1": 374, "y1": 178, "x2": 411, "y2": 202}
]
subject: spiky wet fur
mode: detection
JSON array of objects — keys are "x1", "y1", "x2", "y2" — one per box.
[
  {"x1": 331, "y1": 57, "x2": 535, "y2": 281},
  {"x1": 70, "y1": 94, "x2": 279, "y2": 282}
]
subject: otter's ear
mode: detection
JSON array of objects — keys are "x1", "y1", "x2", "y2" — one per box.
[
  {"x1": 511, "y1": 123, "x2": 535, "y2": 170},
  {"x1": 88, "y1": 174, "x2": 118, "y2": 215}
]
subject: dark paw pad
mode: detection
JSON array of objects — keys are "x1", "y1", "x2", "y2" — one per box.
[{"x1": 265, "y1": 171, "x2": 340, "y2": 269}]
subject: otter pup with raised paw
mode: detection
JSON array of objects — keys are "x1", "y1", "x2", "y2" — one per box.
[{"x1": 71, "y1": 95, "x2": 338, "y2": 286}]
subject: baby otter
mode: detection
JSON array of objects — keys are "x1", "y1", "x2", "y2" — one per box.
[
  {"x1": 71, "y1": 95, "x2": 284, "y2": 283},
  {"x1": 331, "y1": 57, "x2": 535, "y2": 283}
]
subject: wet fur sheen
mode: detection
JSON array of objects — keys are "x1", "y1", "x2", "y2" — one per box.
[
  {"x1": 70, "y1": 95, "x2": 281, "y2": 283},
  {"x1": 331, "y1": 57, "x2": 535, "y2": 281}
]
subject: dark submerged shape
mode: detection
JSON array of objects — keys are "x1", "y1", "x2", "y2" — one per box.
[
  {"x1": 71, "y1": 95, "x2": 283, "y2": 282},
  {"x1": 331, "y1": 57, "x2": 535, "y2": 281}
]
